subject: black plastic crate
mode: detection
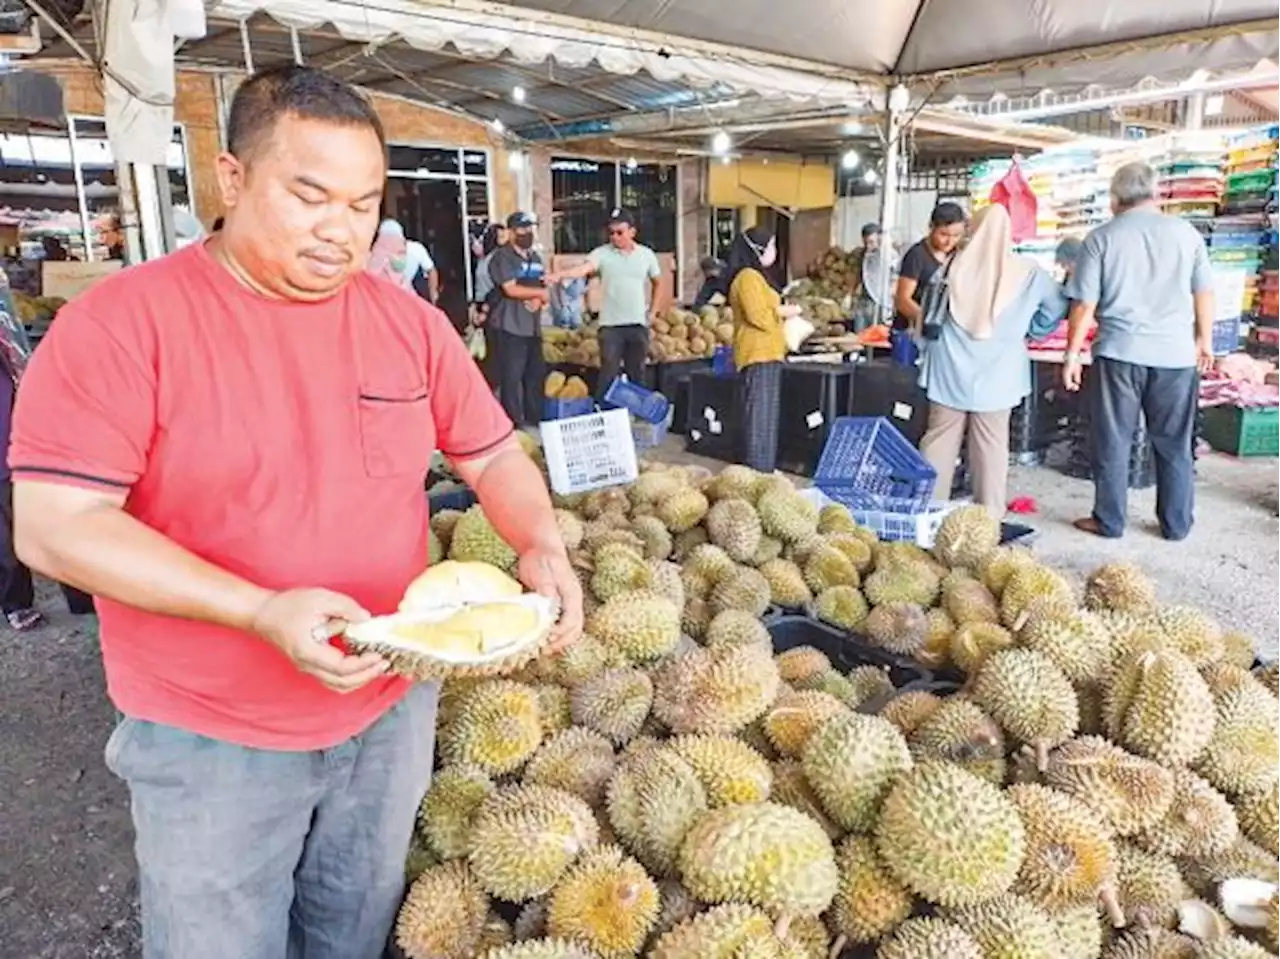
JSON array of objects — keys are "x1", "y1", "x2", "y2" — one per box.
[
  {"x1": 766, "y1": 615, "x2": 932, "y2": 694},
  {"x1": 846, "y1": 359, "x2": 929, "y2": 445},
  {"x1": 684, "y1": 368, "x2": 741, "y2": 461},
  {"x1": 776, "y1": 363, "x2": 856, "y2": 477},
  {"x1": 655, "y1": 358, "x2": 711, "y2": 435}
]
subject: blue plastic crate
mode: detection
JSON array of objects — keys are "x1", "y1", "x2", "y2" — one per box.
[
  {"x1": 711, "y1": 346, "x2": 735, "y2": 377},
  {"x1": 1212, "y1": 318, "x2": 1241, "y2": 356},
  {"x1": 602, "y1": 376, "x2": 671, "y2": 424},
  {"x1": 543, "y1": 396, "x2": 595, "y2": 421},
  {"x1": 814, "y1": 416, "x2": 937, "y2": 514}
]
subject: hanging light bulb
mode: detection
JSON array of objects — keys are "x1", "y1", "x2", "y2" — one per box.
[
  {"x1": 625, "y1": 156, "x2": 638, "y2": 171},
  {"x1": 863, "y1": 168, "x2": 878, "y2": 184},
  {"x1": 711, "y1": 130, "x2": 731, "y2": 155},
  {"x1": 841, "y1": 149, "x2": 860, "y2": 170},
  {"x1": 490, "y1": 118, "x2": 505, "y2": 133},
  {"x1": 511, "y1": 85, "x2": 526, "y2": 103}
]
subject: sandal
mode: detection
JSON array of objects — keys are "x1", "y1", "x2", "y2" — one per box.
[{"x1": 6, "y1": 608, "x2": 44, "y2": 631}]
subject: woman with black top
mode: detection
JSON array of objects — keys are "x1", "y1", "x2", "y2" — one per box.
[{"x1": 894, "y1": 202, "x2": 967, "y2": 333}]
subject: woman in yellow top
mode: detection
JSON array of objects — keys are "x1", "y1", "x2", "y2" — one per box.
[{"x1": 726, "y1": 227, "x2": 801, "y2": 472}]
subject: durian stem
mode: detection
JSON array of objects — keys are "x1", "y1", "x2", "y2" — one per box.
[
  {"x1": 1100, "y1": 884, "x2": 1127, "y2": 928},
  {"x1": 774, "y1": 914, "x2": 792, "y2": 941},
  {"x1": 829, "y1": 934, "x2": 847, "y2": 959},
  {"x1": 1013, "y1": 610, "x2": 1030, "y2": 632},
  {"x1": 1034, "y1": 739, "x2": 1050, "y2": 772}
]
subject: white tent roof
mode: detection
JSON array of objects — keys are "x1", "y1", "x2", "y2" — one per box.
[{"x1": 209, "y1": 0, "x2": 1278, "y2": 102}]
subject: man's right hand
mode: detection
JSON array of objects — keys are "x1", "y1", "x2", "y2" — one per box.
[
  {"x1": 1062, "y1": 357, "x2": 1084, "y2": 392},
  {"x1": 250, "y1": 588, "x2": 388, "y2": 694}
]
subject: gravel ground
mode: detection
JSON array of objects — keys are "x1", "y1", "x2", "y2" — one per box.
[{"x1": 1, "y1": 448, "x2": 1275, "y2": 957}]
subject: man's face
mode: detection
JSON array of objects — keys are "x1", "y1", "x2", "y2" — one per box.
[
  {"x1": 930, "y1": 221, "x2": 966, "y2": 255},
  {"x1": 609, "y1": 222, "x2": 636, "y2": 249},
  {"x1": 864, "y1": 232, "x2": 881, "y2": 252},
  {"x1": 495, "y1": 226, "x2": 510, "y2": 247},
  {"x1": 512, "y1": 226, "x2": 535, "y2": 249},
  {"x1": 214, "y1": 113, "x2": 385, "y2": 301}
]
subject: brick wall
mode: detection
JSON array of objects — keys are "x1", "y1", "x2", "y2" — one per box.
[{"x1": 29, "y1": 61, "x2": 518, "y2": 229}]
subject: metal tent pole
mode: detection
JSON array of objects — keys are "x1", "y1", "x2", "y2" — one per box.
[{"x1": 875, "y1": 83, "x2": 910, "y2": 324}]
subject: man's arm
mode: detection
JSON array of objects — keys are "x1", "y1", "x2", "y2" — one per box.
[
  {"x1": 894, "y1": 277, "x2": 921, "y2": 327},
  {"x1": 552, "y1": 259, "x2": 598, "y2": 282},
  {"x1": 427, "y1": 268, "x2": 441, "y2": 304},
  {"x1": 14, "y1": 483, "x2": 269, "y2": 630},
  {"x1": 501, "y1": 279, "x2": 548, "y2": 302},
  {"x1": 1190, "y1": 239, "x2": 1215, "y2": 372}
]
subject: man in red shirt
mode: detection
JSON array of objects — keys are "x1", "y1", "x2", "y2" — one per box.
[{"x1": 9, "y1": 66, "x2": 581, "y2": 959}]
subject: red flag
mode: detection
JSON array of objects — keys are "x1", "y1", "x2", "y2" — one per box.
[{"x1": 989, "y1": 161, "x2": 1038, "y2": 243}]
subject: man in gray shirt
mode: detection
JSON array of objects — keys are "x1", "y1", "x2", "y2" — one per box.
[
  {"x1": 1063, "y1": 161, "x2": 1215, "y2": 541},
  {"x1": 488, "y1": 211, "x2": 548, "y2": 426},
  {"x1": 553, "y1": 208, "x2": 662, "y2": 401}
]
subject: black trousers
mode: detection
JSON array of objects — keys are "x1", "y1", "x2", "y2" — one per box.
[
  {"x1": 1089, "y1": 357, "x2": 1197, "y2": 540},
  {"x1": 597, "y1": 325, "x2": 649, "y2": 401},
  {"x1": 739, "y1": 361, "x2": 784, "y2": 473},
  {"x1": 0, "y1": 479, "x2": 95, "y2": 616},
  {"x1": 0, "y1": 479, "x2": 34, "y2": 614},
  {"x1": 497, "y1": 331, "x2": 545, "y2": 427}
]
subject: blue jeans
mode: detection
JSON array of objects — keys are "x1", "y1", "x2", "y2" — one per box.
[
  {"x1": 1089, "y1": 357, "x2": 1197, "y2": 540},
  {"x1": 105, "y1": 682, "x2": 439, "y2": 959}
]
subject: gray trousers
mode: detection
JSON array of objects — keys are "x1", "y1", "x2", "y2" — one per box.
[
  {"x1": 919, "y1": 403, "x2": 1011, "y2": 517},
  {"x1": 597, "y1": 325, "x2": 649, "y2": 401},
  {"x1": 106, "y1": 683, "x2": 439, "y2": 959},
  {"x1": 1089, "y1": 357, "x2": 1197, "y2": 540}
]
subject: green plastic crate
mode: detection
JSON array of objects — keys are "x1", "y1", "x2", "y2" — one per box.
[{"x1": 1202, "y1": 405, "x2": 1279, "y2": 457}]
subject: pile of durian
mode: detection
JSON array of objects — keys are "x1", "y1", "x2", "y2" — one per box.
[
  {"x1": 541, "y1": 309, "x2": 734, "y2": 368},
  {"x1": 402, "y1": 459, "x2": 1280, "y2": 959}
]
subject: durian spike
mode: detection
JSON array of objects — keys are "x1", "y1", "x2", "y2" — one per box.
[
  {"x1": 1178, "y1": 899, "x2": 1231, "y2": 941},
  {"x1": 828, "y1": 934, "x2": 847, "y2": 959},
  {"x1": 774, "y1": 914, "x2": 792, "y2": 941},
  {"x1": 1100, "y1": 884, "x2": 1127, "y2": 929},
  {"x1": 1012, "y1": 610, "x2": 1031, "y2": 632},
  {"x1": 1219, "y1": 879, "x2": 1280, "y2": 929}
]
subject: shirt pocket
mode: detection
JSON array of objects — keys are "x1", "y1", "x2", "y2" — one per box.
[{"x1": 356, "y1": 387, "x2": 437, "y2": 478}]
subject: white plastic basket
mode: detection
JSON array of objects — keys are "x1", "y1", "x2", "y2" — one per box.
[
  {"x1": 799, "y1": 486, "x2": 962, "y2": 547},
  {"x1": 539, "y1": 408, "x2": 639, "y2": 495}
]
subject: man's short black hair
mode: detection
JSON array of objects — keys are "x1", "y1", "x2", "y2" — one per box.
[
  {"x1": 227, "y1": 65, "x2": 385, "y2": 161},
  {"x1": 930, "y1": 202, "x2": 966, "y2": 228}
]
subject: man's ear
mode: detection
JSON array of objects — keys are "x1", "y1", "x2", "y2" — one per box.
[{"x1": 214, "y1": 151, "x2": 245, "y2": 211}]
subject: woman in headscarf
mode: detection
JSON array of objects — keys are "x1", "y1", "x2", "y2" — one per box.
[
  {"x1": 726, "y1": 226, "x2": 801, "y2": 473},
  {"x1": 917, "y1": 204, "x2": 1067, "y2": 515},
  {"x1": 367, "y1": 219, "x2": 439, "y2": 301}
]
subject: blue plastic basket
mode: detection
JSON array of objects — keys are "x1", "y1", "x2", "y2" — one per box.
[
  {"x1": 712, "y1": 346, "x2": 735, "y2": 377},
  {"x1": 602, "y1": 376, "x2": 670, "y2": 424},
  {"x1": 813, "y1": 416, "x2": 937, "y2": 514},
  {"x1": 427, "y1": 485, "x2": 476, "y2": 513},
  {"x1": 543, "y1": 396, "x2": 595, "y2": 421}
]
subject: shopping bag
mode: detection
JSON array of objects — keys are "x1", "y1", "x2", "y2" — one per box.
[{"x1": 989, "y1": 161, "x2": 1037, "y2": 243}]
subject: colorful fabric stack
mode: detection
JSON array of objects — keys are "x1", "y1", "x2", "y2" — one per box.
[
  {"x1": 1213, "y1": 125, "x2": 1274, "y2": 338},
  {"x1": 1151, "y1": 132, "x2": 1226, "y2": 235}
]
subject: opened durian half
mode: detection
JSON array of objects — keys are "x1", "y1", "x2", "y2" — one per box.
[{"x1": 345, "y1": 561, "x2": 558, "y2": 680}]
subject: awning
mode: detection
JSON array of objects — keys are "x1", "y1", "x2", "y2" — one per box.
[{"x1": 209, "y1": 0, "x2": 880, "y2": 105}]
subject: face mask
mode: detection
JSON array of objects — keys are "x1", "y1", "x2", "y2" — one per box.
[
  {"x1": 759, "y1": 244, "x2": 777, "y2": 268},
  {"x1": 514, "y1": 233, "x2": 534, "y2": 250}
]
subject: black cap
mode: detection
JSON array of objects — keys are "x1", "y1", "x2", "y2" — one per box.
[
  {"x1": 607, "y1": 207, "x2": 635, "y2": 227},
  {"x1": 506, "y1": 211, "x2": 536, "y2": 229},
  {"x1": 861, "y1": 222, "x2": 881, "y2": 238}
]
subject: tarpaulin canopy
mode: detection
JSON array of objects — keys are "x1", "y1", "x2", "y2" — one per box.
[
  {"x1": 210, "y1": 0, "x2": 879, "y2": 104},
  {"x1": 490, "y1": 0, "x2": 1277, "y2": 85}
]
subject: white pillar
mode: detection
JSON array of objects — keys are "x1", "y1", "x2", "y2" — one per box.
[{"x1": 875, "y1": 83, "x2": 911, "y2": 323}]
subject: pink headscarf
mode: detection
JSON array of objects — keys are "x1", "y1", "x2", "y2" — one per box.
[{"x1": 367, "y1": 219, "x2": 411, "y2": 288}]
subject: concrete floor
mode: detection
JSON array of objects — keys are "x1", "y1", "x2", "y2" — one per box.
[{"x1": 1, "y1": 442, "x2": 1275, "y2": 959}]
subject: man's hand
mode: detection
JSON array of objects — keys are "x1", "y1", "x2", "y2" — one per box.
[
  {"x1": 1062, "y1": 358, "x2": 1084, "y2": 392},
  {"x1": 250, "y1": 588, "x2": 388, "y2": 694},
  {"x1": 1196, "y1": 338, "x2": 1215, "y2": 375},
  {"x1": 517, "y1": 547, "x2": 583, "y2": 654}
]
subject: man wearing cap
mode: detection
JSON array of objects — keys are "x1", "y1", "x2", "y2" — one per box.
[
  {"x1": 691, "y1": 255, "x2": 727, "y2": 310},
  {"x1": 850, "y1": 222, "x2": 886, "y2": 331},
  {"x1": 487, "y1": 212, "x2": 548, "y2": 426},
  {"x1": 553, "y1": 208, "x2": 662, "y2": 401}
]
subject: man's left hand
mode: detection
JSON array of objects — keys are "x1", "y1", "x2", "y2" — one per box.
[
  {"x1": 1196, "y1": 338, "x2": 1215, "y2": 375},
  {"x1": 517, "y1": 546, "x2": 583, "y2": 654}
]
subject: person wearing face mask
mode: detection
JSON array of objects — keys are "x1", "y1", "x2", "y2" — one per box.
[
  {"x1": 487, "y1": 212, "x2": 549, "y2": 426},
  {"x1": 895, "y1": 202, "x2": 968, "y2": 333},
  {"x1": 726, "y1": 227, "x2": 800, "y2": 473}
]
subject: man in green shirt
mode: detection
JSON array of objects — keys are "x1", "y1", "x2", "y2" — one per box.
[{"x1": 553, "y1": 209, "x2": 662, "y2": 400}]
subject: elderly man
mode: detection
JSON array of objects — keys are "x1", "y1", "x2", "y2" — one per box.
[{"x1": 1062, "y1": 161, "x2": 1215, "y2": 541}]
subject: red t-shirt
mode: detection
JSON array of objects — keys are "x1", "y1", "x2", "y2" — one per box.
[{"x1": 9, "y1": 243, "x2": 512, "y2": 750}]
